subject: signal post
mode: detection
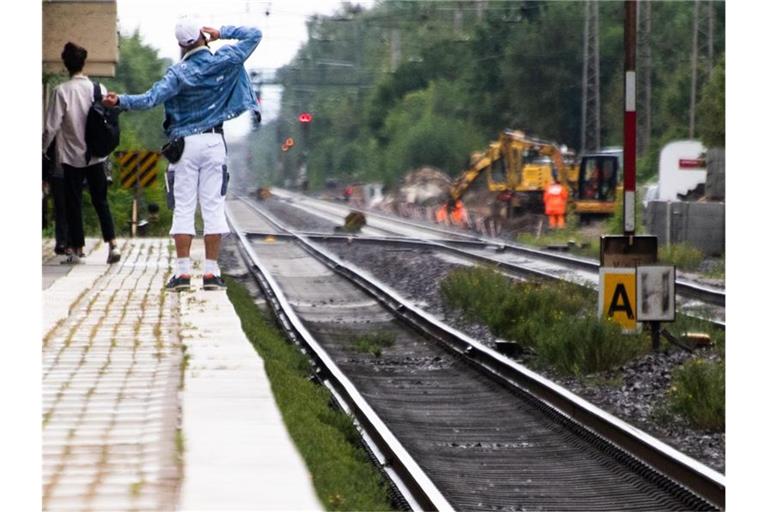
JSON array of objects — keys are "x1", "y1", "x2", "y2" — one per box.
[{"x1": 598, "y1": 2, "x2": 674, "y2": 348}]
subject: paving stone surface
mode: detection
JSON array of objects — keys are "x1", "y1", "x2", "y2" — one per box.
[
  {"x1": 42, "y1": 238, "x2": 105, "y2": 290},
  {"x1": 178, "y1": 242, "x2": 322, "y2": 511},
  {"x1": 42, "y1": 239, "x2": 182, "y2": 512}
]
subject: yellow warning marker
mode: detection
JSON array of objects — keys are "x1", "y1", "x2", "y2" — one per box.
[
  {"x1": 115, "y1": 150, "x2": 161, "y2": 189},
  {"x1": 598, "y1": 268, "x2": 638, "y2": 332}
]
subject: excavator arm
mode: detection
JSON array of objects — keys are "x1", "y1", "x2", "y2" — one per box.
[
  {"x1": 445, "y1": 130, "x2": 568, "y2": 212},
  {"x1": 449, "y1": 143, "x2": 503, "y2": 201}
]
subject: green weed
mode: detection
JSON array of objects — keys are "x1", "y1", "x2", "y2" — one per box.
[
  {"x1": 535, "y1": 316, "x2": 644, "y2": 376},
  {"x1": 352, "y1": 332, "x2": 396, "y2": 357},
  {"x1": 667, "y1": 358, "x2": 725, "y2": 431},
  {"x1": 175, "y1": 429, "x2": 185, "y2": 465},
  {"x1": 658, "y1": 242, "x2": 704, "y2": 272},
  {"x1": 226, "y1": 277, "x2": 395, "y2": 511},
  {"x1": 703, "y1": 257, "x2": 725, "y2": 279},
  {"x1": 440, "y1": 267, "x2": 646, "y2": 376}
]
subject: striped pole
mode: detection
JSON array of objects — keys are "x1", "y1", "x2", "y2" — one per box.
[{"x1": 623, "y1": 1, "x2": 637, "y2": 234}]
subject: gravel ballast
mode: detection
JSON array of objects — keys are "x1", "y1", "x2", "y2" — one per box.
[
  {"x1": 240, "y1": 196, "x2": 725, "y2": 473},
  {"x1": 319, "y1": 240, "x2": 725, "y2": 474}
]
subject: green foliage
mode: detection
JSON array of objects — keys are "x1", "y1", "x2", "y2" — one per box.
[
  {"x1": 536, "y1": 315, "x2": 644, "y2": 376},
  {"x1": 226, "y1": 278, "x2": 395, "y2": 510},
  {"x1": 352, "y1": 332, "x2": 396, "y2": 358},
  {"x1": 54, "y1": 30, "x2": 173, "y2": 239},
  {"x1": 667, "y1": 358, "x2": 725, "y2": 432},
  {"x1": 380, "y1": 83, "x2": 485, "y2": 182},
  {"x1": 271, "y1": 1, "x2": 724, "y2": 189},
  {"x1": 440, "y1": 267, "x2": 645, "y2": 375},
  {"x1": 697, "y1": 56, "x2": 725, "y2": 148},
  {"x1": 658, "y1": 242, "x2": 704, "y2": 272}
]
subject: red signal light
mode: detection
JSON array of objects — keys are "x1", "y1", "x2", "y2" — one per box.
[{"x1": 298, "y1": 112, "x2": 313, "y2": 123}]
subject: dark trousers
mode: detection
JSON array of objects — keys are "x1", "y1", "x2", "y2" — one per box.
[
  {"x1": 51, "y1": 175, "x2": 69, "y2": 249},
  {"x1": 62, "y1": 162, "x2": 116, "y2": 249}
]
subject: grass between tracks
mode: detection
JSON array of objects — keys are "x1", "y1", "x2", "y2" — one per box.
[
  {"x1": 440, "y1": 266, "x2": 726, "y2": 431},
  {"x1": 440, "y1": 266, "x2": 645, "y2": 376},
  {"x1": 666, "y1": 358, "x2": 725, "y2": 431},
  {"x1": 225, "y1": 277, "x2": 395, "y2": 511}
]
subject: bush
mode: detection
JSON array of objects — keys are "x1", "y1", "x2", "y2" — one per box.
[
  {"x1": 536, "y1": 316, "x2": 644, "y2": 376},
  {"x1": 440, "y1": 267, "x2": 646, "y2": 375},
  {"x1": 667, "y1": 358, "x2": 725, "y2": 431},
  {"x1": 658, "y1": 242, "x2": 704, "y2": 272}
]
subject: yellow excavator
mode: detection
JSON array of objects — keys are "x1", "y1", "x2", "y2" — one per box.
[{"x1": 446, "y1": 130, "x2": 575, "y2": 214}]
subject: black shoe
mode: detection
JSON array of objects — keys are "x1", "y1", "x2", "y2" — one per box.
[
  {"x1": 54, "y1": 245, "x2": 67, "y2": 255},
  {"x1": 166, "y1": 274, "x2": 191, "y2": 291},
  {"x1": 107, "y1": 246, "x2": 121, "y2": 264},
  {"x1": 202, "y1": 273, "x2": 226, "y2": 290}
]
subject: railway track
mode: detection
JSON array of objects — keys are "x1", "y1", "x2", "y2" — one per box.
[
  {"x1": 252, "y1": 190, "x2": 725, "y2": 327},
  {"x1": 226, "y1": 196, "x2": 725, "y2": 511}
]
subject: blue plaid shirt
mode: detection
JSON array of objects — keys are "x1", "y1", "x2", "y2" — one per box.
[{"x1": 118, "y1": 25, "x2": 261, "y2": 139}]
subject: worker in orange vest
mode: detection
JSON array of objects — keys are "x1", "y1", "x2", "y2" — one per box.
[
  {"x1": 436, "y1": 204, "x2": 448, "y2": 224},
  {"x1": 543, "y1": 177, "x2": 568, "y2": 229},
  {"x1": 450, "y1": 199, "x2": 468, "y2": 228}
]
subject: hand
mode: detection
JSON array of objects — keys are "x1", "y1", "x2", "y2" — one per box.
[
  {"x1": 102, "y1": 92, "x2": 119, "y2": 108},
  {"x1": 202, "y1": 26, "x2": 221, "y2": 42}
]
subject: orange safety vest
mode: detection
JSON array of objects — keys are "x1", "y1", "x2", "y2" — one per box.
[
  {"x1": 450, "y1": 200, "x2": 468, "y2": 226},
  {"x1": 436, "y1": 205, "x2": 448, "y2": 223},
  {"x1": 543, "y1": 183, "x2": 568, "y2": 215}
]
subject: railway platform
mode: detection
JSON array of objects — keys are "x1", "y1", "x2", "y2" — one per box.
[{"x1": 42, "y1": 238, "x2": 321, "y2": 511}]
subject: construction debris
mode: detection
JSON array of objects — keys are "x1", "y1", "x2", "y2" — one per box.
[{"x1": 335, "y1": 211, "x2": 367, "y2": 233}]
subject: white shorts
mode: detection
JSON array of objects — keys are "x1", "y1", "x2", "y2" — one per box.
[{"x1": 168, "y1": 133, "x2": 230, "y2": 236}]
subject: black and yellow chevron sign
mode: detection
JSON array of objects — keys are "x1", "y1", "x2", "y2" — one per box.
[{"x1": 115, "y1": 150, "x2": 161, "y2": 189}]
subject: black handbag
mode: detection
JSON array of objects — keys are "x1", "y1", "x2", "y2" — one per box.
[{"x1": 161, "y1": 137, "x2": 185, "y2": 163}]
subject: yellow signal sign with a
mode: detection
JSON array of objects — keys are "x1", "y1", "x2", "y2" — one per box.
[{"x1": 598, "y1": 268, "x2": 638, "y2": 332}]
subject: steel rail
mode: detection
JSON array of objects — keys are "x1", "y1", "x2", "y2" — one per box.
[
  {"x1": 239, "y1": 197, "x2": 726, "y2": 510},
  {"x1": 241, "y1": 228, "x2": 725, "y2": 328},
  {"x1": 226, "y1": 205, "x2": 454, "y2": 512},
  {"x1": 267, "y1": 189, "x2": 726, "y2": 309}
]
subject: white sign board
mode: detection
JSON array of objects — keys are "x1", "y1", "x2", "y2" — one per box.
[
  {"x1": 657, "y1": 140, "x2": 706, "y2": 201},
  {"x1": 636, "y1": 266, "x2": 676, "y2": 322}
]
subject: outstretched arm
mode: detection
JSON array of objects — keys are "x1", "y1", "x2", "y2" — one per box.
[{"x1": 104, "y1": 68, "x2": 182, "y2": 111}]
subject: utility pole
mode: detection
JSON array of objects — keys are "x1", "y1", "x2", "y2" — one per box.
[
  {"x1": 637, "y1": 1, "x2": 652, "y2": 157},
  {"x1": 688, "y1": 0, "x2": 716, "y2": 139},
  {"x1": 581, "y1": 0, "x2": 601, "y2": 153}
]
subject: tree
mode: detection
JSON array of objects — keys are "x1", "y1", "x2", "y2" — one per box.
[{"x1": 697, "y1": 56, "x2": 725, "y2": 148}]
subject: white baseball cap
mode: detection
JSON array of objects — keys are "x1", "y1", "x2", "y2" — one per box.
[{"x1": 175, "y1": 18, "x2": 202, "y2": 47}]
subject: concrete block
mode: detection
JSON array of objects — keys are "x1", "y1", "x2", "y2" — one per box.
[{"x1": 644, "y1": 200, "x2": 725, "y2": 256}]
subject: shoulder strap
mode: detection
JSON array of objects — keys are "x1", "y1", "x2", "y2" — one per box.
[{"x1": 92, "y1": 81, "x2": 102, "y2": 102}]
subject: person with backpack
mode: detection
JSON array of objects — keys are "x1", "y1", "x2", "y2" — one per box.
[
  {"x1": 102, "y1": 20, "x2": 262, "y2": 291},
  {"x1": 43, "y1": 42, "x2": 121, "y2": 264}
]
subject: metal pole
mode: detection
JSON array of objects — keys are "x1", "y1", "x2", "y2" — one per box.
[
  {"x1": 688, "y1": 0, "x2": 700, "y2": 139},
  {"x1": 651, "y1": 321, "x2": 660, "y2": 351},
  {"x1": 131, "y1": 194, "x2": 138, "y2": 238},
  {"x1": 623, "y1": 1, "x2": 637, "y2": 235},
  {"x1": 580, "y1": 1, "x2": 589, "y2": 153}
]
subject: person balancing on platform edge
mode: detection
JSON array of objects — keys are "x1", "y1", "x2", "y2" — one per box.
[{"x1": 102, "y1": 18, "x2": 262, "y2": 291}]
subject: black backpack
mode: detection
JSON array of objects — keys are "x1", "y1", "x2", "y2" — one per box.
[{"x1": 85, "y1": 81, "x2": 120, "y2": 164}]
